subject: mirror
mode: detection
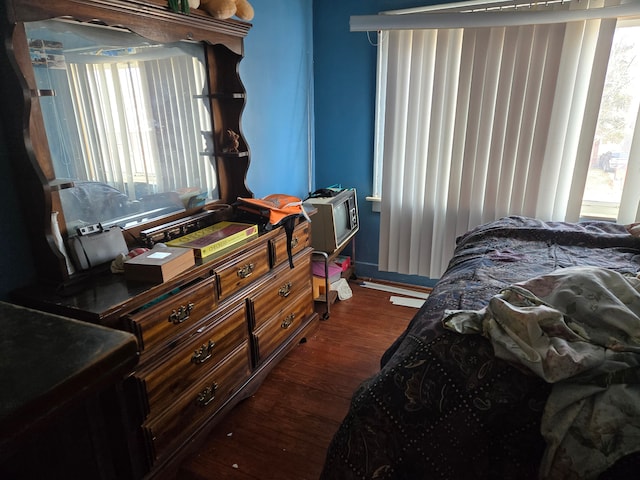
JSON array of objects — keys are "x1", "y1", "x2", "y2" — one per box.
[
  {"x1": 26, "y1": 19, "x2": 218, "y2": 233},
  {"x1": 0, "y1": 0, "x2": 252, "y2": 283}
]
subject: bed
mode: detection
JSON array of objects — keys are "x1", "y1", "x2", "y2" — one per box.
[{"x1": 321, "y1": 216, "x2": 640, "y2": 480}]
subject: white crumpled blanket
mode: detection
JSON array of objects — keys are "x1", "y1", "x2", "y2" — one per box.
[{"x1": 443, "y1": 266, "x2": 640, "y2": 479}]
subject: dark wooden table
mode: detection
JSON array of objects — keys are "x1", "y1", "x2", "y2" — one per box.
[{"x1": 0, "y1": 301, "x2": 142, "y2": 479}]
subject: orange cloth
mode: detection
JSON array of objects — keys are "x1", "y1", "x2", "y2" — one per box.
[{"x1": 237, "y1": 194, "x2": 309, "y2": 227}]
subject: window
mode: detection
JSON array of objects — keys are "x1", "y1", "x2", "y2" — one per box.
[
  {"x1": 354, "y1": 0, "x2": 640, "y2": 278},
  {"x1": 582, "y1": 23, "x2": 640, "y2": 220}
]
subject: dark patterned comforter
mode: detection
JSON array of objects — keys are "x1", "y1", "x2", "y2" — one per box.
[{"x1": 321, "y1": 216, "x2": 640, "y2": 480}]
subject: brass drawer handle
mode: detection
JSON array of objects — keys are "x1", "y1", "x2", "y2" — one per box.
[
  {"x1": 291, "y1": 236, "x2": 299, "y2": 248},
  {"x1": 191, "y1": 340, "x2": 216, "y2": 365},
  {"x1": 196, "y1": 382, "x2": 218, "y2": 407},
  {"x1": 168, "y1": 302, "x2": 195, "y2": 324},
  {"x1": 278, "y1": 281, "x2": 292, "y2": 297},
  {"x1": 237, "y1": 263, "x2": 255, "y2": 279},
  {"x1": 281, "y1": 313, "x2": 295, "y2": 329}
]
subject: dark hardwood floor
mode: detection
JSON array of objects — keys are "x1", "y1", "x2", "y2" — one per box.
[{"x1": 177, "y1": 280, "x2": 421, "y2": 480}]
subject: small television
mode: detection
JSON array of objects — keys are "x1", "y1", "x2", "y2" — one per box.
[{"x1": 305, "y1": 189, "x2": 359, "y2": 253}]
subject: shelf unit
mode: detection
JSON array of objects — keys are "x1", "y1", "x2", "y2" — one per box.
[{"x1": 312, "y1": 234, "x2": 356, "y2": 320}]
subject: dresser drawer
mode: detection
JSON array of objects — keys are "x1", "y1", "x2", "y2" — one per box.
[
  {"x1": 126, "y1": 278, "x2": 217, "y2": 354},
  {"x1": 215, "y1": 242, "x2": 270, "y2": 301},
  {"x1": 270, "y1": 221, "x2": 310, "y2": 268},
  {"x1": 248, "y1": 253, "x2": 312, "y2": 331},
  {"x1": 144, "y1": 342, "x2": 251, "y2": 463},
  {"x1": 135, "y1": 301, "x2": 248, "y2": 417},
  {"x1": 252, "y1": 290, "x2": 314, "y2": 364}
]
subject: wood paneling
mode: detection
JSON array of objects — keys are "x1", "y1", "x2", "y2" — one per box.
[{"x1": 178, "y1": 281, "x2": 419, "y2": 480}]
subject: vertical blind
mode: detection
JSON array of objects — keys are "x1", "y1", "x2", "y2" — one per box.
[{"x1": 371, "y1": 0, "x2": 640, "y2": 278}]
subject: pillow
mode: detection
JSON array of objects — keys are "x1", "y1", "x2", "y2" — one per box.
[{"x1": 626, "y1": 222, "x2": 640, "y2": 237}]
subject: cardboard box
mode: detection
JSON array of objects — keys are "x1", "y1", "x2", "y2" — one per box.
[
  {"x1": 124, "y1": 247, "x2": 195, "y2": 283},
  {"x1": 334, "y1": 255, "x2": 351, "y2": 272},
  {"x1": 166, "y1": 221, "x2": 258, "y2": 258}
]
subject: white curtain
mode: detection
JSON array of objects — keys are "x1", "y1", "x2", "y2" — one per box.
[{"x1": 377, "y1": 1, "x2": 627, "y2": 278}]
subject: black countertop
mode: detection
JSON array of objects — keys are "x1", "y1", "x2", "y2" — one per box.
[{"x1": 0, "y1": 301, "x2": 138, "y2": 455}]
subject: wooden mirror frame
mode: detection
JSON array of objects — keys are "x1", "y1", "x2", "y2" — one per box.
[{"x1": 0, "y1": 0, "x2": 253, "y2": 284}]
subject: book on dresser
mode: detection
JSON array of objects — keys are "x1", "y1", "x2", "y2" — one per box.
[
  {"x1": 123, "y1": 247, "x2": 195, "y2": 283},
  {"x1": 166, "y1": 221, "x2": 258, "y2": 258}
]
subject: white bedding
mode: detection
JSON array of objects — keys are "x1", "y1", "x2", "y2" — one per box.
[{"x1": 444, "y1": 266, "x2": 640, "y2": 479}]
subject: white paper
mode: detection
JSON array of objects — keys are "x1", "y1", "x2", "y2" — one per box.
[{"x1": 390, "y1": 296, "x2": 426, "y2": 308}]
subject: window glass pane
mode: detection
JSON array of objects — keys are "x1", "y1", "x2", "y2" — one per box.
[{"x1": 581, "y1": 25, "x2": 640, "y2": 220}]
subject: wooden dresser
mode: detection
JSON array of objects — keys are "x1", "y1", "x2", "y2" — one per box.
[{"x1": 12, "y1": 219, "x2": 319, "y2": 479}]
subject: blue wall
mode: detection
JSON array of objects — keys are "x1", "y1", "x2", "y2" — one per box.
[
  {"x1": 242, "y1": 0, "x2": 315, "y2": 200},
  {"x1": 313, "y1": 0, "x2": 440, "y2": 287}
]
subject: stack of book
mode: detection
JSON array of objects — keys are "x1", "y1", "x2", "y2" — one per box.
[
  {"x1": 167, "y1": 221, "x2": 258, "y2": 258},
  {"x1": 312, "y1": 261, "x2": 343, "y2": 300},
  {"x1": 312, "y1": 261, "x2": 342, "y2": 284}
]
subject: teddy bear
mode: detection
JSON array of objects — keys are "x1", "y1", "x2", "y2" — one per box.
[{"x1": 188, "y1": 0, "x2": 254, "y2": 21}]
